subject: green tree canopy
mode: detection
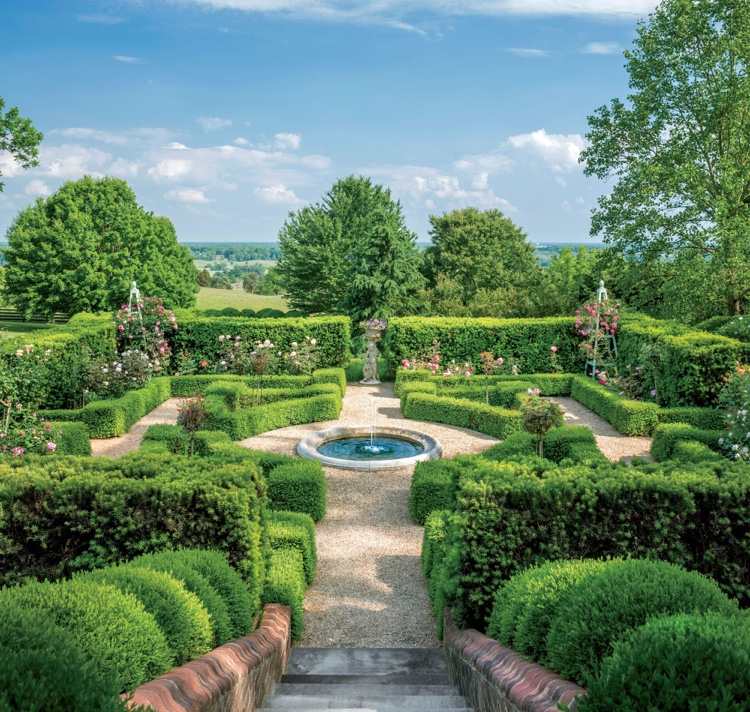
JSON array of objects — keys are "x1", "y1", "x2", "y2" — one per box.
[
  {"x1": 277, "y1": 175, "x2": 424, "y2": 322},
  {"x1": 582, "y1": 0, "x2": 750, "y2": 317},
  {"x1": 0, "y1": 98, "x2": 42, "y2": 191},
  {"x1": 422, "y1": 207, "x2": 540, "y2": 317},
  {"x1": 4, "y1": 176, "x2": 197, "y2": 316},
  {"x1": 536, "y1": 247, "x2": 603, "y2": 315}
]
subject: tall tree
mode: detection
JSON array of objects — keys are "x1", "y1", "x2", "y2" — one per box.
[
  {"x1": 422, "y1": 208, "x2": 540, "y2": 317},
  {"x1": 582, "y1": 0, "x2": 750, "y2": 316},
  {"x1": 0, "y1": 98, "x2": 42, "y2": 191},
  {"x1": 4, "y1": 176, "x2": 197, "y2": 316},
  {"x1": 277, "y1": 176, "x2": 424, "y2": 322}
]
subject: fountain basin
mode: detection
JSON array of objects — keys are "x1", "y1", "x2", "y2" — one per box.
[{"x1": 297, "y1": 426, "x2": 442, "y2": 470}]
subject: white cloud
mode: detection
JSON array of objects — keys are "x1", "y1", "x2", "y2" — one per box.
[
  {"x1": 169, "y1": 0, "x2": 657, "y2": 32},
  {"x1": 582, "y1": 41, "x2": 622, "y2": 55},
  {"x1": 77, "y1": 14, "x2": 124, "y2": 24},
  {"x1": 454, "y1": 151, "x2": 512, "y2": 175},
  {"x1": 507, "y1": 129, "x2": 586, "y2": 172},
  {"x1": 233, "y1": 137, "x2": 250, "y2": 146},
  {"x1": 50, "y1": 128, "x2": 129, "y2": 145},
  {"x1": 363, "y1": 164, "x2": 516, "y2": 212},
  {"x1": 113, "y1": 55, "x2": 143, "y2": 64},
  {"x1": 507, "y1": 48, "x2": 549, "y2": 58},
  {"x1": 166, "y1": 142, "x2": 190, "y2": 150},
  {"x1": 196, "y1": 116, "x2": 233, "y2": 131},
  {"x1": 0, "y1": 151, "x2": 23, "y2": 179},
  {"x1": 274, "y1": 132, "x2": 302, "y2": 150},
  {"x1": 109, "y1": 158, "x2": 141, "y2": 178},
  {"x1": 255, "y1": 184, "x2": 303, "y2": 205},
  {"x1": 148, "y1": 158, "x2": 194, "y2": 180},
  {"x1": 165, "y1": 187, "x2": 211, "y2": 204},
  {"x1": 38, "y1": 144, "x2": 113, "y2": 179},
  {"x1": 25, "y1": 180, "x2": 50, "y2": 197}
]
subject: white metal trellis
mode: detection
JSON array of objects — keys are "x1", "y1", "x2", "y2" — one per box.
[{"x1": 585, "y1": 280, "x2": 618, "y2": 378}]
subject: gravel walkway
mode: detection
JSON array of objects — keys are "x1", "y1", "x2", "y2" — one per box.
[
  {"x1": 90, "y1": 398, "x2": 183, "y2": 458},
  {"x1": 241, "y1": 383, "x2": 498, "y2": 648},
  {"x1": 549, "y1": 396, "x2": 652, "y2": 462}
]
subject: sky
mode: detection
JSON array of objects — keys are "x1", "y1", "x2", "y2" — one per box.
[{"x1": 0, "y1": 0, "x2": 659, "y2": 244}]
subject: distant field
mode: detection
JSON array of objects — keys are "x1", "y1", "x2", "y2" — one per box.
[
  {"x1": 0, "y1": 321, "x2": 52, "y2": 340},
  {"x1": 196, "y1": 287, "x2": 288, "y2": 311}
]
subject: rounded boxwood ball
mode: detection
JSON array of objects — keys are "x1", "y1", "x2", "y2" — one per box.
[
  {"x1": 0, "y1": 605, "x2": 127, "y2": 712},
  {"x1": 0, "y1": 579, "x2": 172, "y2": 691}
]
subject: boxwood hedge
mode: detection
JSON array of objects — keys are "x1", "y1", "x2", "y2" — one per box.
[
  {"x1": 267, "y1": 460, "x2": 327, "y2": 522},
  {"x1": 268, "y1": 511, "x2": 317, "y2": 585},
  {"x1": 263, "y1": 548, "x2": 306, "y2": 640},
  {"x1": 426, "y1": 458, "x2": 750, "y2": 630}
]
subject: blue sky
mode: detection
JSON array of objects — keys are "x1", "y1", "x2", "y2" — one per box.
[{"x1": 0, "y1": 0, "x2": 658, "y2": 244}]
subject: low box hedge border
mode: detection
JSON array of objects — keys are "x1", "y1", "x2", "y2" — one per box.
[{"x1": 650, "y1": 423, "x2": 723, "y2": 462}]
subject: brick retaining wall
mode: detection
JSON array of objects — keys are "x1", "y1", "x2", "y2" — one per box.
[
  {"x1": 443, "y1": 609, "x2": 585, "y2": 712},
  {"x1": 128, "y1": 603, "x2": 291, "y2": 712}
]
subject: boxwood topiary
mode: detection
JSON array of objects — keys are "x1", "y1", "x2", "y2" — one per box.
[
  {"x1": 0, "y1": 605, "x2": 127, "y2": 712},
  {"x1": 133, "y1": 552, "x2": 234, "y2": 647},
  {"x1": 488, "y1": 559, "x2": 610, "y2": 659},
  {"x1": 170, "y1": 549, "x2": 255, "y2": 639},
  {"x1": 545, "y1": 559, "x2": 738, "y2": 685},
  {"x1": 0, "y1": 579, "x2": 172, "y2": 691},
  {"x1": 85, "y1": 564, "x2": 213, "y2": 665},
  {"x1": 580, "y1": 613, "x2": 750, "y2": 712},
  {"x1": 267, "y1": 460, "x2": 327, "y2": 521}
]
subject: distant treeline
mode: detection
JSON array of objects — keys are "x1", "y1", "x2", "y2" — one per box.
[{"x1": 186, "y1": 242, "x2": 281, "y2": 261}]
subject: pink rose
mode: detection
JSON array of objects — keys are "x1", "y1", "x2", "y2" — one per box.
[
  {"x1": 46, "y1": 442, "x2": 57, "y2": 453},
  {"x1": 550, "y1": 345, "x2": 558, "y2": 353}
]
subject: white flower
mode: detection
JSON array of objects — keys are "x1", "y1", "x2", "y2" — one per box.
[
  {"x1": 310, "y1": 338, "x2": 317, "y2": 346},
  {"x1": 219, "y1": 335, "x2": 225, "y2": 342}
]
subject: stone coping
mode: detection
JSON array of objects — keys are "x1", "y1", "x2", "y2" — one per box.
[
  {"x1": 127, "y1": 604, "x2": 291, "y2": 712},
  {"x1": 297, "y1": 425, "x2": 442, "y2": 470},
  {"x1": 443, "y1": 610, "x2": 586, "y2": 712}
]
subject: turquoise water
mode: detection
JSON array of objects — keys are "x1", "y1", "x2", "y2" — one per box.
[{"x1": 318, "y1": 436, "x2": 424, "y2": 461}]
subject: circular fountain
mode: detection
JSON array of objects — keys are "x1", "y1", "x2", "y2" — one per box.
[{"x1": 297, "y1": 426, "x2": 442, "y2": 470}]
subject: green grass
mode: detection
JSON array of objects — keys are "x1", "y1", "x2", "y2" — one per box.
[
  {"x1": 0, "y1": 321, "x2": 52, "y2": 339},
  {"x1": 195, "y1": 287, "x2": 288, "y2": 311}
]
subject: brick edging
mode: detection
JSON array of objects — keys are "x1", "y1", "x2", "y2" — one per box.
[
  {"x1": 127, "y1": 603, "x2": 292, "y2": 712},
  {"x1": 443, "y1": 609, "x2": 585, "y2": 712}
]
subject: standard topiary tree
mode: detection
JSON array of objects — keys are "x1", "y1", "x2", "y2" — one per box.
[
  {"x1": 277, "y1": 175, "x2": 424, "y2": 322},
  {"x1": 4, "y1": 176, "x2": 197, "y2": 317},
  {"x1": 580, "y1": 613, "x2": 750, "y2": 711},
  {"x1": 545, "y1": 559, "x2": 738, "y2": 685}
]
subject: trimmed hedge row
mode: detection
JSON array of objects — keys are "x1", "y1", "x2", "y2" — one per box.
[
  {"x1": 487, "y1": 558, "x2": 738, "y2": 687},
  {"x1": 263, "y1": 548, "x2": 306, "y2": 640},
  {"x1": 170, "y1": 373, "x2": 309, "y2": 397},
  {"x1": 268, "y1": 510, "x2": 317, "y2": 585},
  {"x1": 617, "y1": 314, "x2": 742, "y2": 407},
  {"x1": 570, "y1": 376, "x2": 659, "y2": 436},
  {"x1": 171, "y1": 315, "x2": 351, "y2": 369},
  {"x1": 384, "y1": 316, "x2": 582, "y2": 374},
  {"x1": 650, "y1": 423, "x2": 723, "y2": 462},
  {"x1": 403, "y1": 392, "x2": 522, "y2": 439},
  {"x1": 40, "y1": 376, "x2": 172, "y2": 438},
  {"x1": 0, "y1": 454, "x2": 267, "y2": 605},
  {"x1": 423, "y1": 458, "x2": 750, "y2": 630}
]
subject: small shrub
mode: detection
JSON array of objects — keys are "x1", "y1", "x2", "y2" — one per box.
[
  {"x1": 520, "y1": 392, "x2": 564, "y2": 457},
  {"x1": 133, "y1": 552, "x2": 234, "y2": 647},
  {"x1": 267, "y1": 460, "x2": 327, "y2": 521},
  {"x1": 545, "y1": 559, "x2": 737, "y2": 685},
  {"x1": 580, "y1": 613, "x2": 750, "y2": 712},
  {"x1": 85, "y1": 564, "x2": 213, "y2": 665},
  {"x1": 268, "y1": 511, "x2": 317, "y2": 585},
  {"x1": 0, "y1": 579, "x2": 172, "y2": 691},
  {"x1": 263, "y1": 548, "x2": 306, "y2": 640},
  {"x1": 0, "y1": 605, "x2": 127, "y2": 712}
]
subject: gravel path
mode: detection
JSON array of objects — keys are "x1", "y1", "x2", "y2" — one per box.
[
  {"x1": 90, "y1": 398, "x2": 183, "y2": 458},
  {"x1": 241, "y1": 383, "x2": 498, "y2": 648},
  {"x1": 549, "y1": 396, "x2": 652, "y2": 462}
]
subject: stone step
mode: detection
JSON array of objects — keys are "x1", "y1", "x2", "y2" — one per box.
[
  {"x1": 276, "y1": 683, "x2": 457, "y2": 696},
  {"x1": 281, "y1": 672, "x2": 452, "y2": 686},
  {"x1": 259, "y1": 696, "x2": 468, "y2": 710},
  {"x1": 287, "y1": 647, "x2": 448, "y2": 676}
]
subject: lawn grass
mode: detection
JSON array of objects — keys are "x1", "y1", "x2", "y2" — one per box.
[
  {"x1": 0, "y1": 321, "x2": 52, "y2": 339},
  {"x1": 196, "y1": 287, "x2": 288, "y2": 311}
]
